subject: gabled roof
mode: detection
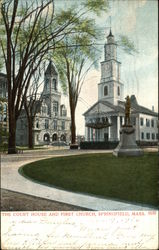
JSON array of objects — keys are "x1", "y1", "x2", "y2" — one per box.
[
  {"x1": 45, "y1": 60, "x2": 58, "y2": 76},
  {"x1": 84, "y1": 95, "x2": 158, "y2": 118},
  {"x1": 83, "y1": 99, "x2": 124, "y2": 116},
  {"x1": 118, "y1": 95, "x2": 158, "y2": 117}
]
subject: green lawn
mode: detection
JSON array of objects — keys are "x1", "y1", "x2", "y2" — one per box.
[{"x1": 19, "y1": 153, "x2": 159, "y2": 207}]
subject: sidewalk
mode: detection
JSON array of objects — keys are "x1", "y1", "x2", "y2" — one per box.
[{"x1": 1, "y1": 149, "x2": 157, "y2": 211}]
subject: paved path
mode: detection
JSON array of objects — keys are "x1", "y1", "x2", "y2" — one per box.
[{"x1": 1, "y1": 148, "x2": 157, "y2": 211}]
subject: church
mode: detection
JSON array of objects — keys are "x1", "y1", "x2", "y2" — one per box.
[
  {"x1": 16, "y1": 61, "x2": 71, "y2": 146},
  {"x1": 83, "y1": 30, "x2": 158, "y2": 144}
]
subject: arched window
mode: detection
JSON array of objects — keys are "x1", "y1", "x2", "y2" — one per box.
[
  {"x1": 61, "y1": 134, "x2": 66, "y2": 141},
  {"x1": 104, "y1": 86, "x2": 108, "y2": 96},
  {"x1": 52, "y1": 133, "x2": 58, "y2": 141},
  {"x1": 45, "y1": 78, "x2": 49, "y2": 90},
  {"x1": 36, "y1": 121, "x2": 39, "y2": 128},
  {"x1": 117, "y1": 86, "x2": 120, "y2": 96},
  {"x1": 43, "y1": 133, "x2": 50, "y2": 142},
  {"x1": 52, "y1": 79, "x2": 57, "y2": 90}
]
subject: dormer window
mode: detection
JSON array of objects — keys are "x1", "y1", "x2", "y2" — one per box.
[{"x1": 104, "y1": 86, "x2": 108, "y2": 96}]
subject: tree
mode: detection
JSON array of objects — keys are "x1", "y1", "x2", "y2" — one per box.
[
  {"x1": 0, "y1": 98, "x2": 8, "y2": 150},
  {"x1": 52, "y1": 3, "x2": 137, "y2": 145},
  {"x1": 23, "y1": 67, "x2": 43, "y2": 149},
  {"x1": 0, "y1": 0, "x2": 81, "y2": 153}
]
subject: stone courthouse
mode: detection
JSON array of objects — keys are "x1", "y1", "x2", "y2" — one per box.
[
  {"x1": 16, "y1": 61, "x2": 71, "y2": 146},
  {"x1": 84, "y1": 30, "x2": 158, "y2": 143}
]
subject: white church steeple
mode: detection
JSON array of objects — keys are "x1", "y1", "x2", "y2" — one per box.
[{"x1": 98, "y1": 29, "x2": 124, "y2": 105}]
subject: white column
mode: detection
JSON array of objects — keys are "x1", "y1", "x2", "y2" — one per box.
[
  {"x1": 87, "y1": 127, "x2": 90, "y2": 141},
  {"x1": 108, "y1": 117, "x2": 111, "y2": 141},
  {"x1": 91, "y1": 128, "x2": 93, "y2": 141},
  {"x1": 85, "y1": 126, "x2": 88, "y2": 141},
  {"x1": 98, "y1": 129, "x2": 100, "y2": 141},
  {"x1": 121, "y1": 116, "x2": 124, "y2": 126},
  {"x1": 135, "y1": 116, "x2": 140, "y2": 141},
  {"x1": 117, "y1": 116, "x2": 120, "y2": 141}
]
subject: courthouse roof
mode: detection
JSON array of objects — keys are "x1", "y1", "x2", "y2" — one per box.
[{"x1": 45, "y1": 60, "x2": 58, "y2": 76}]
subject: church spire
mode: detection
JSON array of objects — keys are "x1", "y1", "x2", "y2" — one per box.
[
  {"x1": 107, "y1": 28, "x2": 114, "y2": 38},
  {"x1": 106, "y1": 17, "x2": 114, "y2": 42}
]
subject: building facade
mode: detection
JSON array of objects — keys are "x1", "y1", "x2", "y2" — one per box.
[
  {"x1": 84, "y1": 30, "x2": 158, "y2": 143},
  {"x1": 0, "y1": 73, "x2": 8, "y2": 142},
  {"x1": 16, "y1": 61, "x2": 71, "y2": 146}
]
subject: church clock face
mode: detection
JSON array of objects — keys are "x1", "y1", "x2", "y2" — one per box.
[
  {"x1": 101, "y1": 62, "x2": 111, "y2": 78},
  {"x1": 104, "y1": 62, "x2": 111, "y2": 77}
]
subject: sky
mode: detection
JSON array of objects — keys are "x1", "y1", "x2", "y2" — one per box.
[{"x1": 59, "y1": 0, "x2": 158, "y2": 135}]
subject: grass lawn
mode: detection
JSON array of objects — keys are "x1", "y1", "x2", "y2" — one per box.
[{"x1": 19, "y1": 152, "x2": 159, "y2": 207}]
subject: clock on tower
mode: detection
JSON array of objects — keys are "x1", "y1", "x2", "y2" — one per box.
[{"x1": 101, "y1": 62, "x2": 111, "y2": 78}]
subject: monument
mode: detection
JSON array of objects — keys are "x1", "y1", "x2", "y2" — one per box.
[{"x1": 113, "y1": 96, "x2": 143, "y2": 157}]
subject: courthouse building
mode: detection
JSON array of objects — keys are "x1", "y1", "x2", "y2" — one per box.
[
  {"x1": 83, "y1": 30, "x2": 158, "y2": 143},
  {"x1": 16, "y1": 61, "x2": 71, "y2": 146},
  {"x1": 0, "y1": 73, "x2": 8, "y2": 134},
  {"x1": 0, "y1": 61, "x2": 71, "y2": 146}
]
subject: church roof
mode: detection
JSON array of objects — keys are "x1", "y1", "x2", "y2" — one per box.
[
  {"x1": 84, "y1": 95, "x2": 158, "y2": 117},
  {"x1": 83, "y1": 99, "x2": 124, "y2": 116},
  {"x1": 118, "y1": 95, "x2": 158, "y2": 117},
  {"x1": 45, "y1": 60, "x2": 58, "y2": 76}
]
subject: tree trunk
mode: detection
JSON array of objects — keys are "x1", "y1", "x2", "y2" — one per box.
[
  {"x1": 8, "y1": 113, "x2": 16, "y2": 154},
  {"x1": 28, "y1": 118, "x2": 34, "y2": 149},
  {"x1": 70, "y1": 106, "x2": 76, "y2": 144}
]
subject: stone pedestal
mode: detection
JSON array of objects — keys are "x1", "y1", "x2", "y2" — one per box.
[{"x1": 113, "y1": 126, "x2": 143, "y2": 157}]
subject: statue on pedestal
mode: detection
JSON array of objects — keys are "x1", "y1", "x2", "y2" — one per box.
[
  {"x1": 113, "y1": 96, "x2": 143, "y2": 157},
  {"x1": 124, "y1": 95, "x2": 131, "y2": 126}
]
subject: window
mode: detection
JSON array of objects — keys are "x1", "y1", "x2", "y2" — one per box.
[
  {"x1": 61, "y1": 134, "x2": 66, "y2": 141},
  {"x1": 53, "y1": 120, "x2": 57, "y2": 130},
  {"x1": 45, "y1": 78, "x2": 49, "y2": 90},
  {"x1": 152, "y1": 133, "x2": 155, "y2": 140},
  {"x1": 151, "y1": 119, "x2": 154, "y2": 127},
  {"x1": 146, "y1": 119, "x2": 150, "y2": 127},
  {"x1": 44, "y1": 133, "x2": 50, "y2": 142},
  {"x1": 3, "y1": 104, "x2": 7, "y2": 112},
  {"x1": 61, "y1": 121, "x2": 65, "y2": 130},
  {"x1": 146, "y1": 133, "x2": 150, "y2": 140},
  {"x1": 36, "y1": 121, "x2": 39, "y2": 128},
  {"x1": 60, "y1": 105, "x2": 67, "y2": 117},
  {"x1": 42, "y1": 106, "x2": 47, "y2": 114},
  {"x1": 52, "y1": 133, "x2": 57, "y2": 141},
  {"x1": 45, "y1": 119, "x2": 49, "y2": 129},
  {"x1": 141, "y1": 132, "x2": 144, "y2": 140},
  {"x1": 117, "y1": 86, "x2": 120, "y2": 96},
  {"x1": 52, "y1": 79, "x2": 57, "y2": 90},
  {"x1": 53, "y1": 101, "x2": 58, "y2": 114},
  {"x1": 104, "y1": 86, "x2": 108, "y2": 96},
  {"x1": 140, "y1": 118, "x2": 144, "y2": 126},
  {"x1": 156, "y1": 133, "x2": 159, "y2": 140},
  {"x1": 37, "y1": 135, "x2": 39, "y2": 141}
]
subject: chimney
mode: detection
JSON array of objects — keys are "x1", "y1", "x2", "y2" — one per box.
[{"x1": 152, "y1": 106, "x2": 154, "y2": 112}]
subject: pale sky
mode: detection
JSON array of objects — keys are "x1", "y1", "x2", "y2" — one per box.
[{"x1": 60, "y1": 0, "x2": 158, "y2": 135}]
